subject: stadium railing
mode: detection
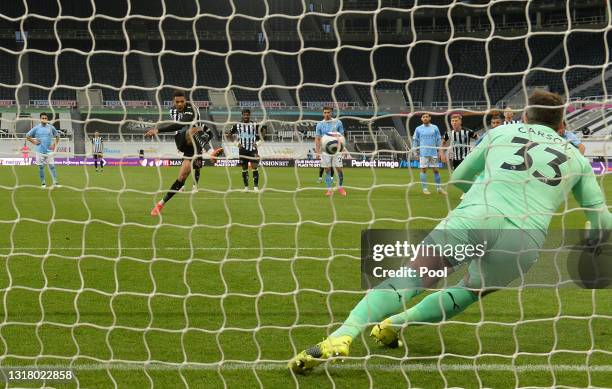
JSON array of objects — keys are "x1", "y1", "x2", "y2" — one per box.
[
  {"x1": 347, "y1": 130, "x2": 390, "y2": 144},
  {"x1": 430, "y1": 101, "x2": 499, "y2": 110},
  {"x1": 90, "y1": 133, "x2": 175, "y2": 142},
  {"x1": 379, "y1": 126, "x2": 410, "y2": 154}
]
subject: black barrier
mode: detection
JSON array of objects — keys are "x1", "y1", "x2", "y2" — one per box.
[{"x1": 209, "y1": 159, "x2": 407, "y2": 168}]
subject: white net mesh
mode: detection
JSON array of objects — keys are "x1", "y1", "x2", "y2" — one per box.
[{"x1": 0, "y1": 0, "x2": 610, "y2": 387}]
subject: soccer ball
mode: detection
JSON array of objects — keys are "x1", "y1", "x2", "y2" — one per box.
[{"x1": 321, "y1": 132, "x2": 345, "y2": 155}]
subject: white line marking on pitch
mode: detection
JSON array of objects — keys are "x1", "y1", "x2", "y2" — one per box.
[
  {"x1": 0, "y1": 247, "x2": 360, "y2": 251},
  {"x1": 2, "y1": 363, "x2": 610, "y2": 372}
]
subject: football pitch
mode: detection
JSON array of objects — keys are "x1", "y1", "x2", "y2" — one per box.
[{"x1": 0, "y1": 165, "x2": 610, "y2": 388}]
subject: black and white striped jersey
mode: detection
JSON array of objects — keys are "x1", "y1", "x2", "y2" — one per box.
[
  {"x1": 443, "y1": 127, "x2": 478, "y2": 161},
  {"x1": 230, "y1": 121, "x2": 266, "y2": 152},
  {"x1": 158, "y1": 102, "x2": 202, "y2": 134},
  {"x1": 92, "y1": 136, "x2": 103, "y2": 154},
  {"x1": 504, "y1": 120, "x2": 521, "y2": 125}
]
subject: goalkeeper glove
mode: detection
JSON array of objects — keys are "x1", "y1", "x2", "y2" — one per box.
[{"x1": 583, "y1": 221, "x2": 610, "y2": 255}]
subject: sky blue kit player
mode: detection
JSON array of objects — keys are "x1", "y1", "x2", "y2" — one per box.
[
  {"x1": 315, "y1": 106, "x2": 347, "y2": 196},
  {"x1": 26, "y1": 112, "x2": 60, "y2": 188},
  {"x1": 412, "y1": 113, "x2": 445, "y2": 195},
  {"x1": 315, "y1": 118, "x2": 345, "y2": 138},
  {"x1": 560, "y1": 129, "x2": 586, "y2": 155}
]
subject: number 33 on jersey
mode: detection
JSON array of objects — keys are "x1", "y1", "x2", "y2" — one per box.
[{"x1": 453, "y1": 123, "x2": 605, "y2": 233}]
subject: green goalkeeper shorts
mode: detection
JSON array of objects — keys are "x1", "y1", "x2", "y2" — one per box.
[{"x1": 430, "y1": 204, "x2": 544, "y2": 290}]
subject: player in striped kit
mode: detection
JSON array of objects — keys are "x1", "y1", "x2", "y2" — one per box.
[
  {"x1": 504, "y1": 106, "x2": 521, "y2": 124},
  {"x1": 146, "y1": 90, "x2": 213, "y2": 216},
  {"x1": 91, "y1": 131, "x2": 104, "y2": 172},
  {"x1": 442, "y1": 113, "x2": 478, "y2": 199},
  {"x1": 229, "y1": 108, "x2": 266, "y2": 192},
  {"x1": 442, "y1": 113, "x2": 479, "y2": 170}
]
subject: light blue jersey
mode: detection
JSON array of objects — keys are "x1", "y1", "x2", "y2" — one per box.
[
  {"x1": 315, "y1": 119, "x2": 345, "y2": 137},
  {"x1": 26, "y1": 124, "x2": 59, "y2": 154},
  {"x1": 562, "y1": 131, "x2": 582, "y2": 148},
  {"x1": 413, "y1": 124, "x2": 441, "y2": 157}
]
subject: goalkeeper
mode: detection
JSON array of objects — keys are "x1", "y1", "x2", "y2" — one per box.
[
  {"x1": 146, "y1": 90, "x2": 213, "y2": 216},
  {"x1": 289, "y1": 90, "x2": 611, "y2": 374}
]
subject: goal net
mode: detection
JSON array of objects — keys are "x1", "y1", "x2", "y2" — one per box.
[{"x1": 0, "y1": 0, "x2": 610, "y2": 387}]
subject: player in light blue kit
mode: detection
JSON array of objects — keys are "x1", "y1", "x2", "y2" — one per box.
[
  {"x1": 26, "y1": 112, "x2": 60, "y2": 188},
  {"x1": 315, "y1": 106, "x2": 347, "y2": 196},
  {"x1": 412, "y1": 113, "x2": 446, "y2": 195},
  {"x1": 558, "y1": 122, "x2": 586, "y2": 155}
]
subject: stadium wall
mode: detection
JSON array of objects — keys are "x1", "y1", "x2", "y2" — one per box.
[
  {"x1": 84, "y1": 141, "x2": 179, "y2": 158},
  {"x1": 0, "y1": 138, "x2": 74, "y2": 157}
]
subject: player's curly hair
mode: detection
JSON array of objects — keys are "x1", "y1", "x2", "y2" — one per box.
[{"x1": 526, "y1": 90, "x2": 564, "y2": 129}]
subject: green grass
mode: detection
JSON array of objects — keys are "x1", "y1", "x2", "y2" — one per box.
[{"x1": 0, "y1": 165, "x2": 610, "y2": 388}]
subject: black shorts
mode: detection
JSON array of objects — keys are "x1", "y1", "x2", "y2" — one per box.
[
  {"x1": 239, "y1": 148, "x2": 259, "y2": 168},
  {"x1": 451, "y1": 159, "x2": 464, "y2": 170},
  {"x1": 93, "y1": 153, "x2": 102, "y2": 159},
  {"x1": 174, "y1": 127, "x2": 195, "y2": 158}
]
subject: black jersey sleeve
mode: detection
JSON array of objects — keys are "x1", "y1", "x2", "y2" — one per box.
[
  {"x1": 157, "y1": 104, "x2": 200, "y2": 133},
  {"x1": 157, "y1": 122, "x2": 185, "y2": 133}
]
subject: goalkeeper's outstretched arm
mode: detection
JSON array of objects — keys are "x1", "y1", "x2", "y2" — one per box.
[{"x1": 450, "y1": 131, "x2": 491, "y2": 192}]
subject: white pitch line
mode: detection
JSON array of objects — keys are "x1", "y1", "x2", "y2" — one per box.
[
  {"x1": 0, "y1": 247, "x2": 360, "y2": 251},
  {"x1": 2, "y1": 363, "x2": 611, "y2": 372}
]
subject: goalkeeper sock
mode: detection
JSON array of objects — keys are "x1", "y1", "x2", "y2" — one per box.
[
  {"x1": 49, "y1": 164, "x2": 58, "y2": 183},
  {"x1": 387, "y1": 288, "x2": 478, "y2": 326},
  {"x1": 420, "y1": 172, "x2": 427, "y2": 190},
  {"x1": 325, "y1": 172, "x2": 333, "y2": 188},
  {"x1": 162, "y1": 179, "x2": 185, "y2": 204},
  {"x1": 253, "y1": 169, "x2": 259, "y2": 187},
  {"x1": 38, "y1": 165, "x2": 46, "y2": 185},
  {"x1": 434, "y1": 172, "x2": 441, "y2": 188},
  {"x1": 338, "y1": 171, "x2": 344, "y2": 187},
  {"x1": 330, "y1": 281, "x2": 422, "y2": 339},
  {"x1": 194, "y1": 168, "x2": 200, "y2": 184},
  {"x1": 242, "y1": 170, "x2": 249, "y2": 187}
]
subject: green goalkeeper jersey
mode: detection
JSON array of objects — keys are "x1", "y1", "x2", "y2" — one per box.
[{"x1": 452, "y1": 123, "x2": 607, "y2": 235}]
